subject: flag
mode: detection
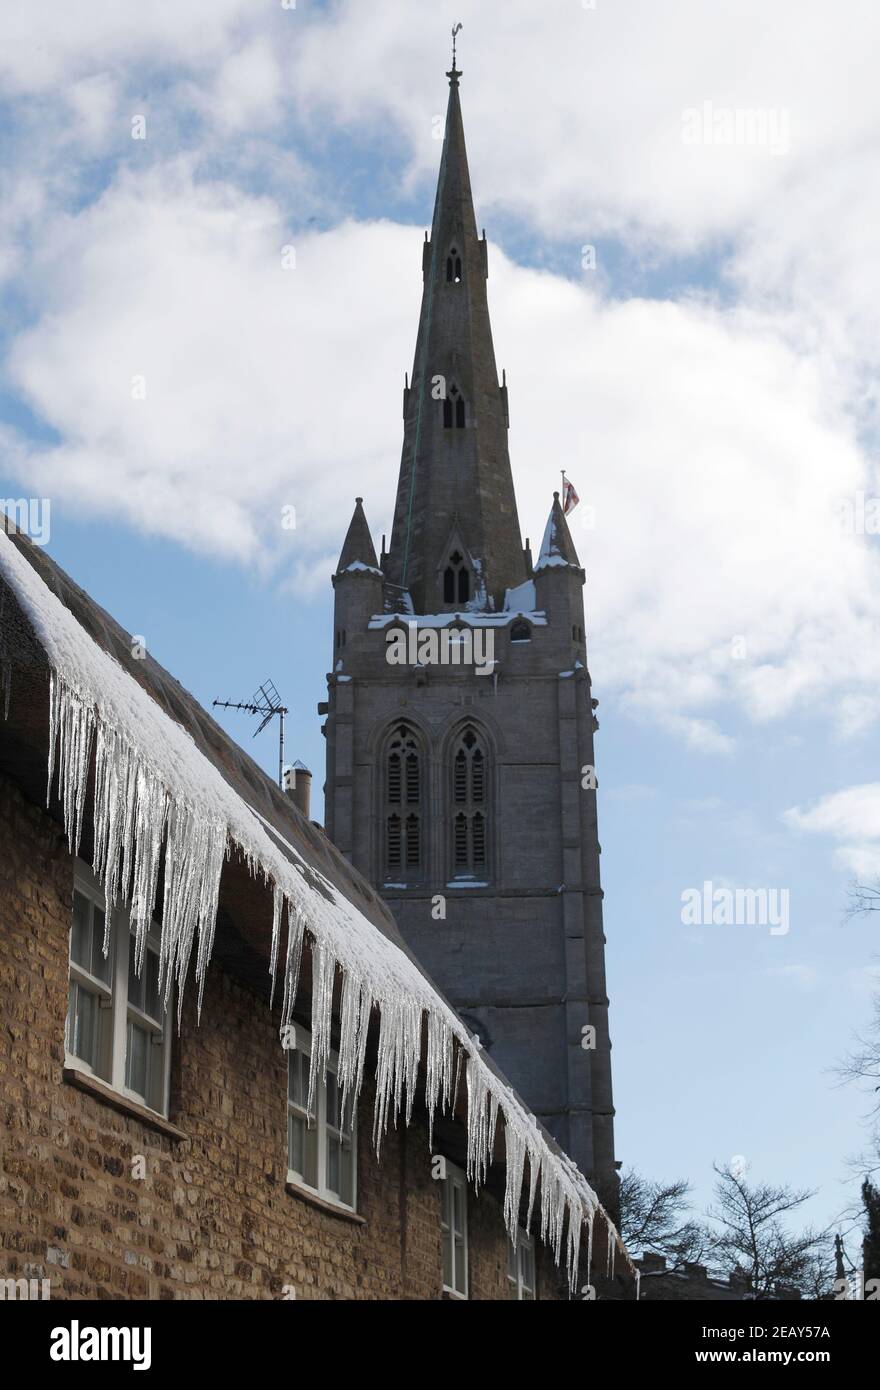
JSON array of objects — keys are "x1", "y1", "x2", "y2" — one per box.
[{"x1": 562, "y1": 478, "x2": 580, "y2": 515}]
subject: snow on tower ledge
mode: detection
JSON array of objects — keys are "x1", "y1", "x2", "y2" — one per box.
[{"x1": 0, "y1": 527, "x2": 633, "y2": 1293}]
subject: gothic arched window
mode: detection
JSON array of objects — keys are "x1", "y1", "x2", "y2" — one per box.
[
  {"x1": 384, "y1": 723, "x2": 424, "y2": 880},
  {"x1": 446, "y1": 246, "x2": 462, "y2": 283},
  {"x1": 442, "y1": 384, "x2": 466, "y2": 429},
  {"x1": 443, "y1": 551, "x2": 470, "y2": 605},
  {"x1": 451, "y1": 726, "x2": 489, "y2": 880},
  {"x1": 510, "y1": 620, "x2": 531, "y2": 643}
]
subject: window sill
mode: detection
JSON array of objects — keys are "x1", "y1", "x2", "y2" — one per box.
[
  {"x1": 62, "y1": 1066, "x2": 188, "y2": 1143},
  {"x1": 285, "y1": 1180, "x2": 365, "y2": 1225}
]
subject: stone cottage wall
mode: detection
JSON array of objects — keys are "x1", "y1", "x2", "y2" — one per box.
[{"x1": 0, "y1": 772, "x2": 567, "y2": 1301}]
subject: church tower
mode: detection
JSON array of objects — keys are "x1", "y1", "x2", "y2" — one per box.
[{"x1": 323, "y1": 58, "x2": 617, "y2": 1200}]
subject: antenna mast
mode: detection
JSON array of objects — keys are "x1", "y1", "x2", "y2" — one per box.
[{"x1": 213, "y1": 678, "x2": 289, "y2": 787}]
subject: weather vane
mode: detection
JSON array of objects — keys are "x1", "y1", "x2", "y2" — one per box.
[{"x1": 451, "y1": 22, "x2": 462, "y2": 69}]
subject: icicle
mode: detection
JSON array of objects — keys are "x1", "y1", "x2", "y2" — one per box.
[
  {"x1": 465, "y1": 1055, "x2": 498, "y2": 1192},
  {"x1": 372, "y1": 994, "x2": 422, "y2": 1152},
  {"x1": 280, "y1": 902, "x2": 306, "y2": 1034},
  {"x1": 424, "y1": 1011, "x2": 454, "y2": 1149},
  {"x1": 502, "y1": 1122, "x2": 526, "y2": 1239},
  {"x1": 307, "y1": 941, "x2": 336, "y2": 1115},
  {"x1": 336, "y1": 969, "x2": 370, "y2": 1120},
  {"x1": 268, "y1": 884, "x2": 283, "y2": 1007},
  {"x1": 525, "y1": 1137, "x2": 541, "y2": 1235}
]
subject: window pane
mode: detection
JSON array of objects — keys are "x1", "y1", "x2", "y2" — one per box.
[
  {"x1": 128, "y1": 938, "x2": 144, "y2": 1011},
  {"x1": 522, "y1": 1245, "x2": 536, "y2": 1295},
  {"x1": 303, "y1": 1119, "x2": 318, "y2": 1188},
  {"x1": 339, "y1": 1138, "x2": 353, "y2": 1206},
  {"x1": 289, "y1": 1107, "x2": 319, "y2": 1187},
  {"x1": 442, "y1": 1229, "x2": 453, "y2": 1287},
  {"x1": 71, "y1": 892, "x2": 91, "y2": 970},
  {"x1": 327, "y1": 1132, "x2": 340, "y2": 1195},
  {"x1": 323, "y1": 1129, "x2": 354, "y2": 1204},
  {"x1": 126, "y1": 1020, "x2": 149, "y2": 1098},
  {"x1": 70, "y1": 982, "x2": 100, "y2": 1071},
  {"x1": 288, "y1": 1050, "x2": 310, "y2": 1108},
  {"x1": 326, "y1": 1070, "x2": 339, "y2": 1128},
  {"x1": 452, "y1": 1181, "x2": 464, "y2": 1236},
  {"x1": 90, "y1": 907, "x2": 111, "y2": 984},
  {"x1": 454, "y1": 1237, "x2": 466, "y2": 1293},
  {"x1": 289, "y1": 1113, "x2": 305, "y2": 1176},
  {"x1": 144, "y1": 950, "x2": 161, "y2": 1021}
]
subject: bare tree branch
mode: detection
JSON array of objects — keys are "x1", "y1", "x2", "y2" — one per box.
[
  {"x1": 707, "y1": 1162, "x2": 825, "y2": 1298},
  {"x1": 618, "y1": 1168, "x2": 714, "y2": 1270}
]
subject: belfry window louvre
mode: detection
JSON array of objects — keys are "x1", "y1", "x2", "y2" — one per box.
[
  {"x1": 450, "y1": 726, "x2": 490, "y2": 879},
  {"x1": 384, "y1": 723, "x2": 424, "y2": 879}
]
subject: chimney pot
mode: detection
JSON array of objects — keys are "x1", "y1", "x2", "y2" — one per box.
[{"x1": 283, "y1": 761, "x2": 312, "y2": 820}]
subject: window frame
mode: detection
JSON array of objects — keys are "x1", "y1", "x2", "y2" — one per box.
[
  {"x1": 382, "y1": 722, "x2": 426, "y2": 885},
  {"x1": 286, "y1": 1029, "x2": 358, "y2": 1213},
  {"x1": 441, "y1": 1159, "x2": 469, "y2": 1299},
  {"x1": 449, "y1": 724, "x2": 490, "y2": 882},
  {"x1": 507, "y1": 1227, "x2": 537, "y2": 1300},
  {"x1": 66, "y1": 861, "x2": 172, "y2": 1118}
]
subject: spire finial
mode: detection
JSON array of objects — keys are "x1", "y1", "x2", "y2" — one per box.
[{"x1": 448, "y1": 22, "x2": 462, "y2": 85}]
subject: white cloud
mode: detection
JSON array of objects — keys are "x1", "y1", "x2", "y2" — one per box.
[
  {"x1": 286, "y1": 1, "x2": 880, "y2": 244},
  {"x1": 3, "y1": 162, "x2": 419, "y2": 563},
  {"x1": 786, "y1": 785, "x2": 880, "y2": 876},
  {"x1": 0, "y1": 0, "x2": 259, "y2": 94},
  {"x1": 3, "y1": 158, "x2": 879, "y2": 743},
  {"x1": 189, "y1": 38, "x2": 283, "y2": 133},
  {"x1": 2, "y1": 1, "x2": 880, "y2": 746}
]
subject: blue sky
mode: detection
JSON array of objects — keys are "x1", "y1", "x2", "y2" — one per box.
[{"x1": 2, "y1": 0, "x2": 880, "y2": 1258}]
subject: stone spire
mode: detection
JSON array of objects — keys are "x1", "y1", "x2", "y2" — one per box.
[
  {"x1": 383, "y1": 64, "x2": 526, "y2": 613},
  {"x1": 336, "y1": 497, "x2": 379, "y2": 574},
  {"x1": 535, "y1": 492, "x2": 582, "y2": 571}
]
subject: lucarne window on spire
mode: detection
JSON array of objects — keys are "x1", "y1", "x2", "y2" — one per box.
[
  {"x1": 443, "y1": 384, "x2": 466, "y2": 430},
  {"x1": 446, "y1": 246, "x2": 462, "y2": 283},
  {"x1": 443, "y1": 551, "x2": 470, "y2": 605}
]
